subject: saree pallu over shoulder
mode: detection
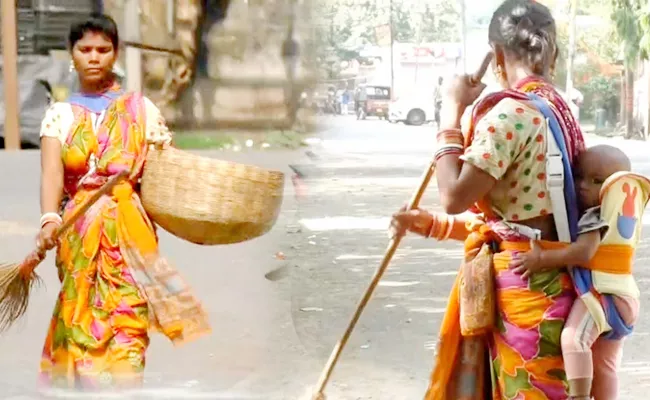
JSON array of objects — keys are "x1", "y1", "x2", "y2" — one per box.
[{"x1": 71, "y1": 91, "x2": 211, "y2": 344}]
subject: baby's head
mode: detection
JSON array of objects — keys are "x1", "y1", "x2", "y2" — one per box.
[{"x1": 576, "y1": 144, "x2": 631, "y2": 208}]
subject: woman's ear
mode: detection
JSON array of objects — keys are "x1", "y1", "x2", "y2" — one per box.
[{"x1": 492, "y1": 45, "x2": 506, "y2": 71}]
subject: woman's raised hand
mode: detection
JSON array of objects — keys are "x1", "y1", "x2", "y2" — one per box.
[{"x1": 443, "y1": 52, "x2": 493, "y2": 112}]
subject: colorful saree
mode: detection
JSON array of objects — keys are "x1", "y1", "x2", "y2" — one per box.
[
  {"x1": 424, "y1": 77, "x2": 585, "y2": 400},
  {"x1": 39, "y1": 90, "x2": 210, "y2": 390}
]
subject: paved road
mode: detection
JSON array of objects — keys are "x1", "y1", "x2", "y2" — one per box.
[
  {"x1": 286, "y1": 116, "x2": 650, "y2": 399},
  {"x1": 0, "y1": 149, "x2": 308, "y2": 399},
  {"x1": 3, "y1": 118, "x2": 650, "y2": 399}
]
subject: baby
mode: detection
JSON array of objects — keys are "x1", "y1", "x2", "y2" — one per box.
[{"x1": 510, "y1": 144, "x2": 644, "y2": 400}]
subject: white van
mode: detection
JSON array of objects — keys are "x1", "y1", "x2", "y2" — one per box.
[{"x1": 387, "y1": 95, "x2": 436, "y2": 126}]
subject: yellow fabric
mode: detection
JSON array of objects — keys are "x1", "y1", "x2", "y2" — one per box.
[{"x1": 593, "y1": 172, "x2": 650, "y2": 298}]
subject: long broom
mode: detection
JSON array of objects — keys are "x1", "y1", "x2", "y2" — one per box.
[
  {"x1": 0, "y1": 170, "x2": 129, "y2": 333},
  {"x1": 309, "y1": 52, "x2": 494, "y2": 400}
]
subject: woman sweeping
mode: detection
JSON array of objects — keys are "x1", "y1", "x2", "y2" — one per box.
[
  {"x1": 391, "y1": 0, "x2": 584, "y2": 398},
  {"x1": 36, "y1": 14, "x2": 210, "y2": 390}
]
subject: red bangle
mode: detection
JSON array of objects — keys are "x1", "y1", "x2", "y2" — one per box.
[
  {"x1": 436, "y1": 129, "x2": 464, "y2": 147},
  {"x1": 434, "y1": 144, "x2": 463, "y2": 162}
]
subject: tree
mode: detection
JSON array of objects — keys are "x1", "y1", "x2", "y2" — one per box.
[
  {"x1": 611, "y1": 0, "x2": 649, "y2": 138},
  {"x1": 392, "y1": 2, "x2": 416, "y2": 42},
  {"x1": 553, "y1": 0, "x2": 621, "y2": 123},
  {"x1": 418, "y1": 2, "x2": 461, "y2": 43},
  {"x1": 311, "y1": 0, "x2": 462, "y2": 79},
  {"x1": 311, "y1": 1, "x2": 370, "y2": 78}
]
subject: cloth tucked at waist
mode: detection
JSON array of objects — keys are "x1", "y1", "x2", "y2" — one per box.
[
  {"x1": 500, "y1": 240, "x2": 637, "y2": 339},
  {"x1": 425, "y1": 221, "x2": 574, "y2": 399},
  {"x1": 500, "y1": 241, "x2": 634, "y2": 275}
]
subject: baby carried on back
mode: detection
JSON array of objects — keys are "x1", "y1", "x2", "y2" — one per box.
[{"x1": 424, "y1": 144, "x2": 650, "y2": 400}]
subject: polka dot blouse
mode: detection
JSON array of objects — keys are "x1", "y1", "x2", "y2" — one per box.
[{"x1": 461, "y1": 97, "x2": 552, "y2": 222}]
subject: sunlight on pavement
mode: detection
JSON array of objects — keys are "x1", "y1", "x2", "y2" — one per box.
[
  {"x1": 305, "y1": 177, "x2": 427, "y2": 194},
  {"x1": 619, "y1": 361, "x2": 650, "y2": 375},
  {"x1": 411, "y1": 247, "x2": 465, "y2": 259},
  {"x1": 300, "y1": 216, "x2": 390, "y2": 231},
  {"x1": 408, "y1": 307, "x2": 447, "y2": 314},
  {"x1": 378, "y1": 280, "x2": 420, "y2": 287},
  {"x1": 0, "y1": 220, "x2": 37, "y2": 236},
  {"x1": 430, "y1": 270, "x2": 459, "y2": 276},
  {"x1": 410, "y1": 297, "x2": 449, "y2": 303},
  {"x1": 424, "y1": 340, "x2": 437, "y2": 351},
  {"x1": 39, "y1": 388, "x2": 259, "y2": 399},
  {"x1": 336, "y1": 254, "x2": 385, "y2": 260}
]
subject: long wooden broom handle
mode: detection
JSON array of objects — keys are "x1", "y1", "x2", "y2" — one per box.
[
  {"x1": 312, "y1": 51, "x2": 494, "y2": 398},
  {"x1": 122, "y1": 41, "x2": 184, "y2": 57},
  {"x1": 312, "y1": 160, "x2": 436, "y2": 396},
  {"x1": 52, "y1": 170, "x2": 130, "y2": 241}
]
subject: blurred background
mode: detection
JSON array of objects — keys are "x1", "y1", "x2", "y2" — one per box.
[
  {"x1": 0, "y1": 0, "x2": 317, "y2": 150},
  {"x1": 1, "y1": 0, "x2": 650, "y2": 148}
]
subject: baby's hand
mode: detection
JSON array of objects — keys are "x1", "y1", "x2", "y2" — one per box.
[{"x1": 509, "y1": 241, "x2": 545, "y2": 279}]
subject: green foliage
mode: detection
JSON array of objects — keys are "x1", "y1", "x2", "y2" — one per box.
[
  {"x1": 419, "y1": 2, "x2": 461, "y2": 43},
  {"x1": 312, "y1": 0, "x2": 461, "y2": 78},
  {"x1": 610, "y1": 0, "x2": 648, "y2": 62},
  {"x1": 392, "y1": 5, "x2": 416, "y2": 42},
  {"x1": 581, "y1": 76, "x2": 620, "y2": 121},
  {"x1": 639, "y1": 8, "x2": 650, "y2": 57}
]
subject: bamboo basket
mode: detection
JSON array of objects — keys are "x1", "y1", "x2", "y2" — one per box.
[{"x1": 140, "y1": 146, "x2": 285, "y2": 245}]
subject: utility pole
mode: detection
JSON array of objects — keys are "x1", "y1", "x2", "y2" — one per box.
[
  {"x1": 1, "y1": 0, "x2": 21, "y2": 150},
  {"x1": 566, "y1": 0, "x2": 578, "y2": 95},
  {"x1": 459, "y1": 0, "x2": 467, "y2": 73},
  {"x1": 124, "y1": 0, "x2": 142, "y2": 92},
  {"x1": 389, "y1": 0, "x2": 395, "y2": 100}
]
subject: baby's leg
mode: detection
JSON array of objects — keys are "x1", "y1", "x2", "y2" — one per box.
[
  {"x1": 590, "y1": 295, "x2": 639, "y2": 400},
  {"x1": 590, "y1": 337, "x2": 624, "y2": 400},
  {"x1": 561, "y1": 299, "x2": 601, "y2": 399}
]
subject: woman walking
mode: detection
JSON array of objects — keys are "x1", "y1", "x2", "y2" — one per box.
[
  {"x1": 36, "y1": 14, "x2": 210, "y2": 391},
  {"x1": 391, "y1": 0, "x2": 584, "y2": 398}
]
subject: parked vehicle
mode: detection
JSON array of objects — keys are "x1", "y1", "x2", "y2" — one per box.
[
  {"x1": 388, "y1": 94, "x2": 436, "y2": 126},
  {"x1": 356, "y1": 85, "x2": 391, "y2": 120},
  {"x1": 308, "y1": 85, "x2": 336, "y2": 114}
]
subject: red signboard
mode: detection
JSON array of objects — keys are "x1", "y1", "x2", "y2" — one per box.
[{"x1": 399, "y1": 44, "x2": 459, "y2": 63}]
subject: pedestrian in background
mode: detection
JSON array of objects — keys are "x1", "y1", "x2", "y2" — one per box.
[
  {"x1": 341, "y1": 89, "x2": 350, "y2": 115},
  {"x1": 433, "y1": 76, "x2": 443, "y2": 128}
]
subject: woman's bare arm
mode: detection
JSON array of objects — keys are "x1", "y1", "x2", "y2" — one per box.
[
  {"x1": 436, "y1": 106, "x2": 497, "y2": 214},
  {"x1": 40, "y1": 137, "x2": 64, "y2": 214}
]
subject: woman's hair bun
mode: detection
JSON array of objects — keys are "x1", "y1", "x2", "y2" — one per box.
[{"x1": 489, "y1": 0, "x2": 557, "y2": 76}]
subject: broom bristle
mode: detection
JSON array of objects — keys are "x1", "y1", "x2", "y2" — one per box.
[{"x1": 0, "y1": 261, "x2": 42, "y2": 333}]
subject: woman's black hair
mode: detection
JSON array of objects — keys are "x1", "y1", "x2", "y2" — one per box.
[
  {"x1": 488, "y1": 0, "x2": 558, "y2": 76},
  {"x1": 68, "y1": 13, "x2": 119, "y2": 50}
]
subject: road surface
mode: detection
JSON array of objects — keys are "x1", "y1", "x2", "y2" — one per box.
[
  {"x1": 286, "y1": 116, "x2": 650, "y2": 399},
  {"x1": 0, "y1": 149, "x2": 306, "y2": 399},
  {"x1": 2, "y1": 118, "x2": 650, "y2": 399}
]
